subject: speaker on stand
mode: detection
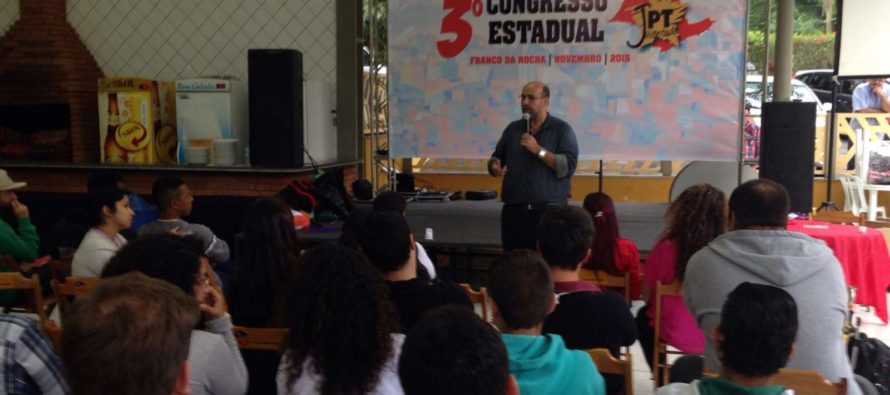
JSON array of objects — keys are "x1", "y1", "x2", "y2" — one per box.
[
  {"x1": 248, "y1": 49, "x2": 304, "y2": 167},
  {"x1": 759, "y1": 101, "x2": 817, "y2": 214}
]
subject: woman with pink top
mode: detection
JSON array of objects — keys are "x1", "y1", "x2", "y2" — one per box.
[{"x1": 636, "y1": 184, "x2": 727, "y2": 374}]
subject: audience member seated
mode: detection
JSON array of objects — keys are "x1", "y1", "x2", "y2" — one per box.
[
  {"x1": 657, "y1": 282, "x2": 798, "y2": 395},
  {"x1": 139, "y1": 176, "x2": 230, "y2": 265},
  {"x1": 637, "y1": 184, "x2": 726, "y2": 371},
  {"x1": 0, "y1": 169, "x2": 46, "y2": 302},
  {"x1": 0, "y1": 313, "x2": 67, "y2": 394},
  {"x1": 581, "y1": 192, "x2": 641, "y2": 299},
  {"x1": 72, "y1": 186, "x2": 133, "y2": 277},
  {"x1": 101, "y1": 234, "x2": 248, "y2": 395},
  {"x1": 353, "y1": 211, "x2": 471, "y2": 331},
  {"x1": 489, "y1": 249, "x2": 605, "y2": 395},
  {"x1": 62, "y1": 272, "x2": 197, "y2": 395},
  {"x1": 685, "y1": 179, "x2": 861, "y2": 394},
  {"x1": 0, "y1": 170, "x2": 39, "y2": 263},
  {"x1": 538, "y1": 205, "x2": 637, "y2": 394},
  {"x1": 277, "y1": 243, "x2": 403, "y2": 395},
  {"x1": 372, "y1": 191, "x2": 435, "y2": 280},
  {"x1": 227, "y1": 197, "x2": 301, "y2": 395},
  {"x1": 399, "y1": 306, "x2": 519, "y2": 395}
]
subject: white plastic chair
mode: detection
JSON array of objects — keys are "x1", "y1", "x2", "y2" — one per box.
[{"x1": 838, "y1": 173, "x2": 886, "y2": 218}]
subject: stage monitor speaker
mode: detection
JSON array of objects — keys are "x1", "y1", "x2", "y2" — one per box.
[
  {"x1": 248, "y1": 49, "x2": 303, "y2": 167},
  {"x1": 759, "y1": 101, "x2": 817, "y2": 214}
]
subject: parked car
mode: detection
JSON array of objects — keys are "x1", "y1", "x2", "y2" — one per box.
[
  {"x1": 745, "y1": 75, "x2": 830, "y2": 116},
  {"x1": 794, "y1": 69, "x2": 862, "y2": 113}
]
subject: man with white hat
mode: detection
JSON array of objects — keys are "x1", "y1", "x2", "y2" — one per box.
[{"x1": 0, "y1": 170, "x2": 38, "y2": 262}]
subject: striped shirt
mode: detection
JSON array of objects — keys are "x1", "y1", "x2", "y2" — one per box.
[{"x1": 0, "y1": 314, "x2": 68, "y2": 394}]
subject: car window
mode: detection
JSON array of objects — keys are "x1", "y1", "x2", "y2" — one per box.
[{"x1": 745, "y1": 81, "x2": 819, "y2": 104}]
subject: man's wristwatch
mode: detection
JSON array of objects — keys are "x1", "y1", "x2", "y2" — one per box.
[{"x1": 538, "y1": 148, "x2": 547, "y2": 159}]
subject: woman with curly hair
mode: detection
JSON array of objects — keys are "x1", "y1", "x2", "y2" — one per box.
[
  {"x1": 637, "y1": 184, "x2": 727, "y2": 371},
  {"x1": 582, "y1": 192, "x2": 641, "y2": 300},
  {"x1": 277, "y1": 243, "x2": 403, "y2": 395}
]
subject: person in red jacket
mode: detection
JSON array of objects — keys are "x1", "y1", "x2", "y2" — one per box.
[{"x1": 581, "y1": 192, "x2": 641, "y2": 300}]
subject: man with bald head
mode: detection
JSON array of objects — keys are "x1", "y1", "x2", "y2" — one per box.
[{"x1": 489, "y1": 81, "x2": 579, "y2": 251}]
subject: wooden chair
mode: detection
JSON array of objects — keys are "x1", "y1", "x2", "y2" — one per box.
[
  {"x1": 232, "y1": 326, "x2": 288, "y2": 352},
  {"x1": 459, "y1": 283, "x2": 490, "y2": 322},
  {"x1": 42, "y1": 319, "x2": 62, "y2": 352},
  {"x1": 51, "y1": 277, "x2": 99, "y2": 316},
  {"x1": 587, "y1": 348, "x2": 633, "y2": 395},
  {"x1": 811, "y1": 210, "x2": 865, "y2": 225},
  {"x1": 772, "y1": 369, "x2": 847, "y2": 395},
  {"x1": 652, "y1": 280, "x2": 689, "y2": 389},
  {"x1": 48, "y1": 256, "x2": 73, "y2": 281},
  {"x1": 579, "y1": 268, "x2": 631, "y2": 300},
  {"x1": 0, "y1": 272, "x2": 47, "y2": 326}
]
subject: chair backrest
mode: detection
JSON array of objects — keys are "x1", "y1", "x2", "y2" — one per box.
[
  {"x1": 42, "y1": 319, "x2": 62, "y2": 352},
  {"x1": 48, "y1": 256, "x2": 73, "y2": 281},
  {"x1": 652, "y1": 280, "x2": 685, "y2": 388},
  {"x1": 579, "y1": 269, "x2": 630, "y2": 300},
  {"x1": 849, "y1": 174, "x2": 871, "y2": 215},
  {"x1": 232, "y1": 326, "x2": 288, "y2": 351},
  {"x1": 459, "y1": 283, "x2": 490, "y2": 322},
  {"x1": 586, "y1": 348, "x2": 633, "y2": 395},
  {"x1": 51, "y1": 277, "x2": 99, "y2": 316},
  {"x1": 0, "y1": 272, "x2": 47, "y2": 325},
  {"x1": 772, "y1": 369, "x2": 847, "y2": 395},
  {"x1": 836, "y1": 174, "x2": 860, "y2": 213},
  {"x1": 811, "y1": 210, "x2": 865, "y2": 225}
]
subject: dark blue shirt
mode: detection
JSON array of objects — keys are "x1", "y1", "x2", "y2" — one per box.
[{"x1": 492, "y1": 114, "x2": 578, "y2": 204}]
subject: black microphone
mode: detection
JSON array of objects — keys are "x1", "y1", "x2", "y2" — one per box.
[{"x1": 522, "y1": 112, "x2": 530, "y2": 134}]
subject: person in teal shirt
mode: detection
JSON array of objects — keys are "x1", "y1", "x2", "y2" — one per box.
[
  {"x1": 488, "y1": 250, "x2": 605, "y2": 395},
  {"x1": 656, "y1": 283, "x2": 798, "y2": 395},
  {"x1": 0, "y1": 170, "x2": 38, "y2": 262}
]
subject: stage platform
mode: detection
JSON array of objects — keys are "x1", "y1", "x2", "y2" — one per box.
[{"x1": 301, "y1": 200, "x2": 668, "y2": 253}]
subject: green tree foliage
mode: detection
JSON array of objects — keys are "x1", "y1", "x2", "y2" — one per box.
[
  {"x1": 747, "y1": 0, "x2": 837, "y2": 72},
  {"x1": 363, "y1": 0, "x2": 387, "y2": 67}
]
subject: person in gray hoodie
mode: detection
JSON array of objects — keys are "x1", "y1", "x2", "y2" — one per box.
[{"x1": 684, "y1": 179, "x2": 861, "y2": 395}]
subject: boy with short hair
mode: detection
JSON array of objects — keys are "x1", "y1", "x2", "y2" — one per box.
[
  {"x1": 139, "y1": 176, "x2": 230, "y2": 264},
  {"x1": 488, "y1": 250, "x2": 605, "y2": 395},
  {"x1": 399, "y1": 306, "x2": 519, "y2": 395},
  {"x1": 657, "y1": 282, "x2": 798, "y2": 395}
]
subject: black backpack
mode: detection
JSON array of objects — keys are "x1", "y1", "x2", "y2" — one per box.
[{"x1": 848, "y1": 332, "x2": 890, "y2": 394}]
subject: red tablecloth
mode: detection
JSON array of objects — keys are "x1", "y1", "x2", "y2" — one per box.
[{"x1": 788, "y1": 220, "x2": 890, "y2": 323}]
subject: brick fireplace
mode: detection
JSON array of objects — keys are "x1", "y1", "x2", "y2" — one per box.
[{"x1": 0, "y1": 0, "x2": 103, "y2": 162}]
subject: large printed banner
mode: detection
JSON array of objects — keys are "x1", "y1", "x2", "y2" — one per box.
[{"x1": 388, "y1": 0, "x2": 747, "y2": 160}]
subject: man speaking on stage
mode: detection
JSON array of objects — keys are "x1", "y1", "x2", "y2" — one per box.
[{"x1": 488, "y1": 81, "x2": 579, "y2": 251}]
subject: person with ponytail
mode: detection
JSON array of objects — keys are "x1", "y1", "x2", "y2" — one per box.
[{"x1": 581, "y1": 192, "x2": 641, "y2": 300}]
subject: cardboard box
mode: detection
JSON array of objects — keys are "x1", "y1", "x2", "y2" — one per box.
[
  {"x1": 98, "y1": 77, "x2": 177, "y2": 164},
  {"x1": 175, "y1": 77, "x2": 248, "y2": 165}
]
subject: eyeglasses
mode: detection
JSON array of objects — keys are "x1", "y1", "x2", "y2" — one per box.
[
  {"x1": 519, "y1": 94, "x2": 542, "y2": 101},
  {"x1": 194, "y1": 272, "x2": 211, "y2": 287}
]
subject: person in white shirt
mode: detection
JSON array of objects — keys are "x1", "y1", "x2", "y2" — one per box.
[{"x1": 72, "y1": 187, "x2": 132, "y2": 277}]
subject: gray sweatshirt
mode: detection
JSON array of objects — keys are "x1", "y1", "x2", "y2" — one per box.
[
  {"x1": 684, "y1": 230, "x2": 861, "y2": 395},
  {"x1": 189, "y1": 313, "x2": 248, "y2": 395},
  {"x1": 139, "y1": 219, "x2": 230, "y2": 263}
]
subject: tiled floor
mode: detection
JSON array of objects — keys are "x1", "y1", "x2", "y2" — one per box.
[{"x1": 629, "y1": 295, "x2": 890, "y2": 395}]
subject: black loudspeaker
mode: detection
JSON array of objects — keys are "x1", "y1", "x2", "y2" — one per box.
[
  {"x1": 759, "y1": 101, "x2": 816, "y2": 214},
  {"x1": 248, "y1": 49, "x2": 303, "y2": 167}
]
